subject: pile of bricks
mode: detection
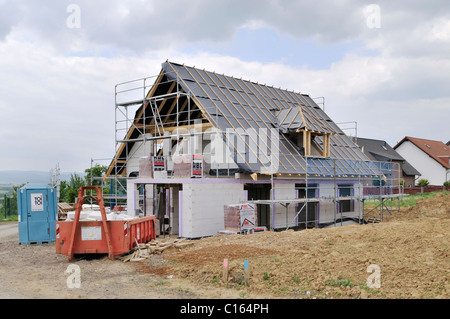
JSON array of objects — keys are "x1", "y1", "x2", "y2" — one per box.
[
  {"x1": 224, "y1": 203, "x2": 257, "y2": 232},
  {"x1": 139, "y1": 156, "x2": 153, "y2": 178},
  {"x1": 172, "y1": 154, "x2": 192, "y2": 178}
]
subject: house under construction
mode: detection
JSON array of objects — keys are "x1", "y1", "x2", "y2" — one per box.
[{"x1": 104, "y1": 61, "x2": 404, "y2": 239}]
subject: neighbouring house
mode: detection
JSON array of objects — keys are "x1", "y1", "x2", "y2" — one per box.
[
  {"x1": 106, "y1": 61, "x2": 396, "y2": 238},
  {"x1": 355, "y1": 137, "x2": 421, "y2": 187},
  {"x1": 394, "y1": 136, "x2": 450, "y2": 186}
]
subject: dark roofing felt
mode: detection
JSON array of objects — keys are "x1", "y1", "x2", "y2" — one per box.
[
  {"x1": 162, "y1": 61, "x2": 379, "y2": 176},
  {"x1": 108, "y1": 62, "x2": 384, "y2": 177}
]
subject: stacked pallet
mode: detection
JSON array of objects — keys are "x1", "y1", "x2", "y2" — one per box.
[
  {"x1": 139, "y1": 156, "x2": 153, "y2": 178},
  {"x1": 139, "y1": 156, "x2": 168, "y2": 179},
  {"x1": 172, "y1": 154, "x2": 206, "y2": 178},
  {"x1": 57, "y1": 203, "x2": 74, "y2": 221},
  {"x1": 224, "y1": 203, "x2": 257, "y2": 233},
  {"x1": 172, "y1": 154, "x2": 192, "y2": 178}
]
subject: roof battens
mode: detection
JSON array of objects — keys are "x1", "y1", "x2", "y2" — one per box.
[{"x1": 109, "y1": 61, "x2": 381, "y2": 177}]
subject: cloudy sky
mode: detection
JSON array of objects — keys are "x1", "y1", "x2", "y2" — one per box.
[{"x1": 0, "y1": 0, "x2": 449, "y2": 173}]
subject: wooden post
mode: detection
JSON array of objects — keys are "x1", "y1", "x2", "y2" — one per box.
[
  {"x1": 301, "y1": 129, "x2": 312, "y2": 156},
  {"x1": 223, "y1": 258, "x2": 229, "y2": 282},
  {"x1": 244, "y1": 260, "x2": 250, "y2": 286},
  {"x1": 326, "y1": 133, "x2": 331, "y2": 157},
  {"x1": 307, "y1": 131, "x2": 311, "y2": 156}
]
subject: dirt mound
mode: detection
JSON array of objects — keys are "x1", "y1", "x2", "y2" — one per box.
[
  {"x1": 155, "y1": 194, "x2": 449, "y2": 299},
  {"x1": 170, "y1": 244, "x2": 277, "y2": 265},
  {"x1": 392, "y1": 192, "x2": 450, "y2": 221},
  {"x1": 0, "y1": 192, "x2": 447, "y2": 299},
  {"x1": 409, "y1": 193, "x2": 450, "y2": 217}
]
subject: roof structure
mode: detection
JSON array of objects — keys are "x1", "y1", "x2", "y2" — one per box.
[
  {"x1": 109, "y1": 61, "x2": 380, "y2": 177},
  {"x1": 394, "y1": 136, "x2": 450, "y2": 169},
  {"x1": 356, "y1": 137, "x2": 421, "y2": 176},
  {"x1": 357, "y1": 137, "x2": 404, "y2": 162},
  {"x1": 402, "y1": 161, "x2": 421, "y2": 177}
]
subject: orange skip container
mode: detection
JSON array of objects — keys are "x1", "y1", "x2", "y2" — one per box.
[
  {"x1": 55, "y1": 186, "x2": 156, "y2": 260},
  {"x1": 56, "y1": 216, "x2": 156, "y2": 259}
]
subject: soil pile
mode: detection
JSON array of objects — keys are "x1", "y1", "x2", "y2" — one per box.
[{"x1": 141, "y1": 193, "x2": 450, "y2": 299}]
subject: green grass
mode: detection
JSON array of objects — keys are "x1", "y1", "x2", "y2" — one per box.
[
  {"x1": 364, "y1": 190, "x2": 449, "y2": 209},
  {"x1": 398, "y1": 191, "x2": 449, "y2": 208},
  {"x1": 1, "y1": 215, "x2": 18, "y2": 222},
  {"x1": 325, "y1": 275, "x2": 381, "y2": 296},
  {"x1": 325, "y1": 276, "x2": 354, "y2": 288}
]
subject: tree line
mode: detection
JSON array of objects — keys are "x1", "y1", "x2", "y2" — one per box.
[
  {"x1": 0, "y1": 164, "x2": 109, "y2": 218},
  {"x1": 60, "y1": 164, "x2": 109, "y2": 203}
]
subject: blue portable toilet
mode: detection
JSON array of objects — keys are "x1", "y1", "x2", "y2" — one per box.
[{"x1": 17, "y1": 184, "x2": 57, "y2": 245}]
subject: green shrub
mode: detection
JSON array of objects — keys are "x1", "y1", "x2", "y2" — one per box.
[
  {"x1": 444, "y1": 181, "x2": 450, "y2": 187},
  {"x1": 417, "y1": 179, "x2": 430, "y2": 187}
]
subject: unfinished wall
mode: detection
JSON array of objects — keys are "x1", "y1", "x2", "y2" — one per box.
[
  {"x1": 126, "y1": 181, "x2": 138, "y2": 217},
  {"x1": 126, "y1": 134, "x2": 153, "y2": 177},
  {"x1": 317, "y1": 182, "x2": 363, "y2": 225},
  {"x1": 179, "y1": 182, "x2": 245, "y2": 238},
  {"x1": 271, "y1": 183, "x2": 296, "y2": 229},
  {"x1": 170, "y1": 185, "x2": 180, "y2": 235},
  {"x1": 144, "y1": 184, "x2": 154, "y2": 216}
]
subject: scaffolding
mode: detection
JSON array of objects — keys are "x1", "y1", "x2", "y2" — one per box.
[
  {"x1": 247, "y1": 159, "x2": 405, "y2": 231},
  {"x1": 104, "y1": 70, "x2": 232, "y2": 224},
  {"x1": 89, "y1": 157, "x2": 127, "y2": 210},
  {"x1": 103, "y1": 66, "x2": 407, "y2": 235},
  {"x1": 117, "y1": 157, "x2": 406, "y2": 233}
]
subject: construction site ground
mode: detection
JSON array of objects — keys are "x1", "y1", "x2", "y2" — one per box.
[{"x1": 0, "y1": 193, "x2": 448, "y2": 299}]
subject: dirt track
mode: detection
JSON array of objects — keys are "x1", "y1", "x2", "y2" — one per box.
[{"x1": 0, "y1": 193, "x2": 448, "y2": 299}]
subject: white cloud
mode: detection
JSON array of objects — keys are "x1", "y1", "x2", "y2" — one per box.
[
  {"x1": 0, "y1": 0, "x2": 449, "y2": 173},
  {"x1": 427, "y1": 17, "x2": 450, "y2": 42},
  {"x1": 155, "y1": 49, "x2": 449, "y2": 147},
  {"x1": 0, "y1": 35, "x2": 168, "y2": 172}
]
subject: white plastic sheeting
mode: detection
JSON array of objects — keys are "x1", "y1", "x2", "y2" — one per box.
[{"x1": 65, "y1": 210, "x2": 135, "y2": 221}]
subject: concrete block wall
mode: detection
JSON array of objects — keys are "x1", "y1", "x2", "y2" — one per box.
[
  {"x1": 272, "y1": 183, "x2": 296, "y2": 229},
  {"x1": 126, "y1": 181, "x2": 138, "y2": 217},
  {"x1": 179, "y1": 182, "x2": 245, "y2": 238},
  {"x1": 318, "y1": 183, "x2": 335, "y2": 224},
  {"x1": 170, "y1": 185, "x2": 180, "y2": 235},
  {"x1": 318, "y1": 182, "x2": 363, "y2": 224},
  {"x1": 144, "y1": 184, "x2": 154, "y2": 216},
  {"x1": 126, "y1": 134, "x2": 153, "y2": 176},
  {"x1": 352, "y1": 183, "x2": 364, "y2": 217}
]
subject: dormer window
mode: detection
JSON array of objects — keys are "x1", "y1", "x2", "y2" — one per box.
[
  {"x1": 275, "y1": 107, "x2": 332, "y2": 158},
  {"x1": 286, "y1": 129, "x2": 331, "y2": 158},
  {"x1": 300, "y1": 130, "x2": 331, "y2": 158}
]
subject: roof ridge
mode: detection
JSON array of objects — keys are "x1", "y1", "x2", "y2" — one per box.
[{"x1": 165, "y1": 60, "x2": 307, "y2": 97}]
